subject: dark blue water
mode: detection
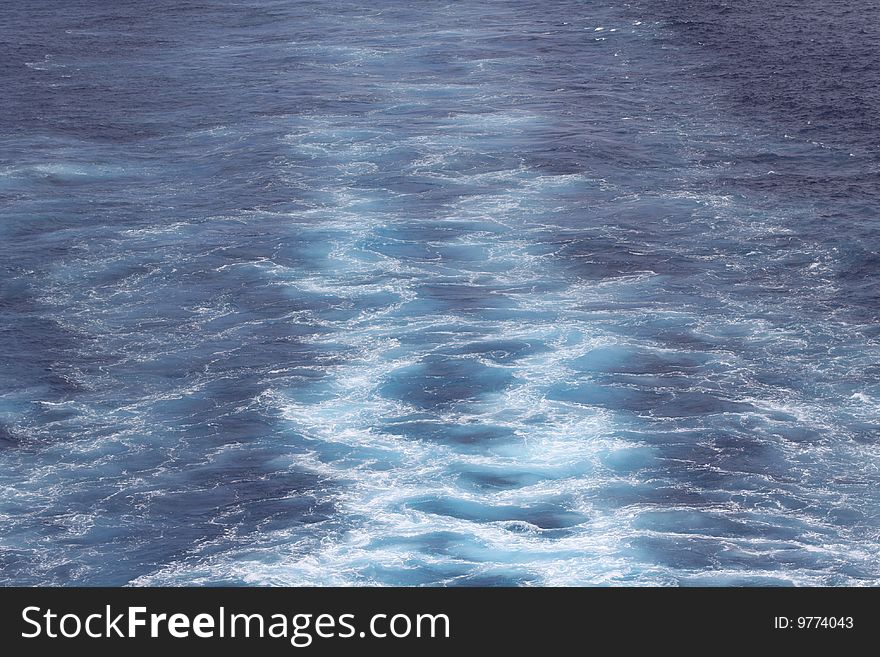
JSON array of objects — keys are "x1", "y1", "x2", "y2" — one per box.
[{"x1": 1, "y1": 0, "x2": 878, "y2": 585}]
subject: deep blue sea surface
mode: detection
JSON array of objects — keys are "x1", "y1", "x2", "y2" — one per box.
[{"x1": 1, "y1": 0, "x2": 878, "y2": 585}]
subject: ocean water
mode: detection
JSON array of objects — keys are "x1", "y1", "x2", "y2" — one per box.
[{"x1": 1, "y1": 0, "x2": 878, "y2": 586}]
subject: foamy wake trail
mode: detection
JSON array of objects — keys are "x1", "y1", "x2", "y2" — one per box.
[{"x1": 138, "y1": 47, "x2": 879, "y2": 583}]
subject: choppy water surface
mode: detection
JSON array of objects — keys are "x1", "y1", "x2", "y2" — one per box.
[{"x1": 1, "y1": 0, "x2": 878, "y2": 585}]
